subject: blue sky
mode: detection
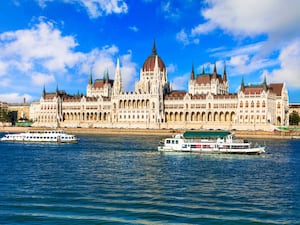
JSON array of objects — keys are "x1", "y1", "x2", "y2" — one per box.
[{"x1": 0, "y1": 0, "x2": 299, "y2": 103}]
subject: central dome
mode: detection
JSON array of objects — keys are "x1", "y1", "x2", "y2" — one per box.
[{"x1": 142, "y1": 41, "x2": 166, "y2": 72}]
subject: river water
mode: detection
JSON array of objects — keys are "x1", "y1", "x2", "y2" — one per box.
[{"x1": 0, "y1": 133, "x2": 299, "y2": 224}]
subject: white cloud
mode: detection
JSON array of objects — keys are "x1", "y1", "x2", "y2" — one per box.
[
  {"x1": 210, "y1": 42, "x2": 264, "y2": 58},
  {"x1": 36, "y1": 0, "x2": 128, "y2": 18},
  {"x1": 191, "y1": 21, "x2": 216, "y2": 36},
  {"x1": 0, "y1": 93, "x2": 33, "y2": 103},
  {"x1": 179, "y1": 0, "x2": 300, "y2": 51},
  {"x1": 31, "y1": 72, "x2": 55, "y2": 86},
  {"x1": 176, "y1": 29, "x2": 190, "y2": 46},
  {"x1": 199, "y1": 0, "x2": 300, "y2": 38},
  {"x1": 161, "y1": 0, "x2": 180, "y2": 20},
  {"x1": 129, "y1": 26, "x2": 138, "y2": 32},
  {"x1": 0, "y1": 19, "x2": 138, "y2": 102},
  {"x1": 167, "y1": 63, "x2": 176, "y2": 73},
  {"x1": 0, "y1": 61, "x2": 7, "y2": 76},
  {"x1": 187, "y1": 0, "x2": 300, "y2": 54},
  {"x1": 0, "y1": 20, "x2": 84, "y2": 100},
  {"x1": 36, "y1": 0, "x2": 50, "y2": 8},
  {"x1": 229, "y1": 55, "x2": 249, "y2": 67},
  {"x1": 120, "y1": 51, "x2": 138, "y2": 91},
  {"x1": 76, "y1": 45, "x2": 138, "y2": 91},
  {"x1": 79, "y1": 45, "x2": 118, "y2": 77},
  {"x1": 0, "y1": 20, "x2": 83, "y2": 74},
  {"x1": 78, "y1": 0, "x2": 128, "y2": 18},
  {"x1": 0, "y1": 78, "x2": 11, "y2": 88},
  {"x1": 268, "y1": 39, "x2": 300, "y2": 88},
  {"x1": 171, "y1": 72, "x2": 189, "y2": 90}
]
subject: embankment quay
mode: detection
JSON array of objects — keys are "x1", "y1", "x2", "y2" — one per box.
[{"x1": 1, "y1": 126, "x2": 300, "y2": 139}]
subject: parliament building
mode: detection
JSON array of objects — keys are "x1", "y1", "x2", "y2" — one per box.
[{"x1": 30, "y1": 42, "x2": 289, "y2": 131}]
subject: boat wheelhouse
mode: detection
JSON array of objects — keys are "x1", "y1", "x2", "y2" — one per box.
[
  {"x1": 158, "y1": 131, "x2": 265, "y2": 154},
  {"x1": 1, "y1": 130, "x2": 78, "y2": 143}
]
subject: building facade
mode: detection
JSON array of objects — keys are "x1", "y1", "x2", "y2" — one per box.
[{"x1": 31, "y1": 42, "x2": 289, "y2": 131}]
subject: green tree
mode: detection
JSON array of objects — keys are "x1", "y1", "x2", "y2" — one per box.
[
  {"x1": 289, "y1": 111, "x2": 300, "y2": 125},
  {"x1": 0, "y1": 109, "x2": 10, "y2": 122}
]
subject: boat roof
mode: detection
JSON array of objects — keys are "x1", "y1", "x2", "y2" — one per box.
[{"x1": 183, "y1": 131, "x2": 231, "y2": 138}]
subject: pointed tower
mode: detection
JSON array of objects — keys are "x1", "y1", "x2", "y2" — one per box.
[
  {"x1": 113, "y1": 57, "x2": 123, "y2": 95},
  {"x1": 86, "y1": 70, "x2": 94, "y2": 97},
  {"x1": 212, "y1": 62, "x2": 217, "y2": 79},
  {"x1": 240, "y1": 77, "x2": 245, "y2": 92},
  {"x1": 223, "y1": 63, "x2": 227, "y2": 82},
  {"x1": 202, "y1": 65, "x2": 205, "y2": 75},
  {"x1": 88, "y1": 70, "x2": 93, "y2": 85},
  {"x1": 190, "y1": 63, "x2": 195, "y2": 80},
  {"x1": 262, "y1": 74, "x2": 268, "y2": 91},
  {"x1": 56, "y1": 84, "x2": 59, "y2": 97},
  {"x1": 152, "y1": 39, "x2": 157, "y2": 55},
  {"x1": 105, "y1": 69, "x2": 109, "y2": 84},
  {"x1": 42, "y1": 85, "x2": 46, "y2": 98}
]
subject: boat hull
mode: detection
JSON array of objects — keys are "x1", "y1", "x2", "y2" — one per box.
[
  {"x1": 1, "y1": 130, "x2": 78, "y2": 143},
  {"x1": 158, "y1": 131, "x2": 266, "y2": 155},
  {"x1": 158, "y1": 146, "x2": 265, "y2": 154}
]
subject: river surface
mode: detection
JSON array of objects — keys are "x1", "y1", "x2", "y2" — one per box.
[{"x1": 0, "y1": 133, "x2": 299, "y2": 224}]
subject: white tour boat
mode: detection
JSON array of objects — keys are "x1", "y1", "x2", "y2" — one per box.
[
  {"x1": 1, "y1": 130, "x2": 78, "y2": 143},
  {"x1": 158, "y1": 131, "x2": 265, "y2": 154}
]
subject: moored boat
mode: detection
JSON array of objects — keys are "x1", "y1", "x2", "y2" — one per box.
[
  {"x1": 158, "y1": 131, "x2": 265, "y2": 154},
  {"x1": 0, "y1": 130, "x2": 78, "y2": 143}
]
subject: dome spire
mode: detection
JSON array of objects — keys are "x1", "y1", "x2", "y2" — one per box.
[{"x1": 152, "y1": 39, "x2": 157, "y2": 55}]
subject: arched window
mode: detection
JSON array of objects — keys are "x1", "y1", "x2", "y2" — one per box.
[{"x1": 277, "y1": 102, "x2": 281, "y2": 109}]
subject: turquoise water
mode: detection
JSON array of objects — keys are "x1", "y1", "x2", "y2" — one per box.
[{"x1": 0, "y1": 133, "x2": 299, "y2": 224}]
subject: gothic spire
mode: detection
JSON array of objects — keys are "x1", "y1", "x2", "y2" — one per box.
[
  {"x1": 223, "y1": 62, "x2": 227, "y2": 82},
  {"x1": 105, "y1": 69, "x2": 109, "y2": 84},
  {"x1": 190, "y1": 63, "x2": 195, "y2": 80},
  {"x1": 240, "y1": 76, "x2": 245, "y2": 92},
  {"x1": 56, "y1": 84, "x2": 59, "y2": 97},
  {"x1": 113, "y1": 57, "x2": 124, "y2": 94},
  {"x1": 213, "y1": 62, "x2": 217, "y2": 79},
  {"x1": 42, "y1": 85, "x2": 46, "y2": 98},
  {"x1": 88, "y1": 70, "x2": 93, "y2": 85},
  {"x1": 263, "y1": 74, "x2": 267, "y2": 91}
]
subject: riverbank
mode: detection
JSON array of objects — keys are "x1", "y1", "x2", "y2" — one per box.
[{"x1": 1, "y1": 126, "x2": 300, "y2": 139}]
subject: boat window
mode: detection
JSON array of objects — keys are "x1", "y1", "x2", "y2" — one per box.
[
  {"x1": 166, "y1": 140, "x2": 170, "y2": 144},
  {"x1": 175, "y1": 140, "x2": 178, "y2": 144}
]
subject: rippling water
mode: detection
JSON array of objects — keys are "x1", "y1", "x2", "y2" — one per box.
[{"x1": 0, "y1": 133, "x2": 299, "y2": 224}]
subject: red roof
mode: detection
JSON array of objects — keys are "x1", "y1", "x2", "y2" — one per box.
[
  {"x1": 142, "y1": 54, "x2": 165, "y2": 72},
  {"x1": 269, "y1": 83, "x2": 283, "y2": 96},
  {"x1": 241, "y1": 83, "x2": 283, "y2": 96},
  {"x1": 195, "y1": 74, "x2": 224, "y2": 85},
  {"x1": 165, "y1": 91, "x2": 186, "y2": 100},
  {"x1": 93, "y1": 79, "x2": 114, "y2": 89},
  {"x1": 244, "y1": 87, "x2": 263, "y2": 95}
]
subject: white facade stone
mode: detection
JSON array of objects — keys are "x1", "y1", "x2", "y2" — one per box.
[{"x1": 30, "y1": 43, "x2": 289, "y2": 131}]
